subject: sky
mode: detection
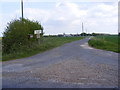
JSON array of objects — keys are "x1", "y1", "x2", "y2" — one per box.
[{"x1": 0, "y1": 0, "x2": 118, "y2": 36}]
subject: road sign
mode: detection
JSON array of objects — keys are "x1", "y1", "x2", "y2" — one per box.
[
  {"x1": 28, "y1": 34, "x2": 33, "y2": 39},
  {"x1": 30, "y1": 35, "x2": 33, "y2": 38},
  {"x1": 34, "y1": 30, "x2": 41, "y2": 34},
  {"x1": 36, "y1": 34, "x2": 40, "y2": 38}
]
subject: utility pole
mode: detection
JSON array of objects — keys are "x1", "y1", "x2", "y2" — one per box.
[
  {"x1": 21, "y1": 0, "x2": 24, "y2": 19},
  {"x1": 82, "y1": 22, "x2": 84, "y2": 36},
  {"x1": 82, "y1": 22, "x2": 84, "y2": 33},
  {"x1": 86, "y1": 28, "x2": 87, "y2": 36}
]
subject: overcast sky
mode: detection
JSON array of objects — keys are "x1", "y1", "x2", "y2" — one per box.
[{"x1": 0, "y1": 0, "x2": 118, "y2": 36}]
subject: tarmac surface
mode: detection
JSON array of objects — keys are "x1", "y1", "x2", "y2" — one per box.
[{"x1": 2, "y1": 37, "x2": 118, "y2": 88}]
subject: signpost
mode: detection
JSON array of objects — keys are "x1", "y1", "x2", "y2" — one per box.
[
  {"x1": 34, "y1": 30, "x2": 41, "y2": 35},
  {"x1": 34, "y1": 30, "x2": 42, "y2": 44},
  {"x1": 28, "y1": 34, "x2": 33, "y2": 39},
  {"x1": 36, "y1": 34, "x2": 40, "y2": 38}
]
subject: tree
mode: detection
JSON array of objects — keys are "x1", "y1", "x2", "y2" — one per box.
[
  {"x1": 92, "y1": 33, "x2": 97, "y2": 36},
  {"x1": 3, "y1": 18, "x2": 43, "y2": 54},
  {"x1": 81, "y1": 32, "x2": 87, "y2": 36}
]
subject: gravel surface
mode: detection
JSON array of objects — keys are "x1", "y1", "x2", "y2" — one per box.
[{"x1": 2, "y1": 37, "x2": 118, "y2": 88}]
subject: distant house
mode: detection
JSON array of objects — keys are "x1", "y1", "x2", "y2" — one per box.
[
  {"x1": 72, "y1": 34, "x2": 81, "y2": 37},
  {"x1": 63, "y1": 34, "x2": 72, "y2": 37},
  {"x1": 58, "y1": 33, "x2": 81, "y2": 37}
]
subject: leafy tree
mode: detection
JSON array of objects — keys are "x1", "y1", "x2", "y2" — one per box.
[
  {"x1": 3, "y1": 18, "x2": 43, "y2": 54},
  {"x1": 81, "y1": 32, "x2": 87, "y2": 36},
  {"x1": 92, "y1": 33, "x2": 97, "y2": 36}
]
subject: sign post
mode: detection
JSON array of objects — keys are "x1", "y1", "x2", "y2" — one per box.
[
  {"x1": 34, "y1": 30, "x2": 42, "y2": 44},
  {"x1": 34, "y1": 30, "x2": 41, "y2": 34}
]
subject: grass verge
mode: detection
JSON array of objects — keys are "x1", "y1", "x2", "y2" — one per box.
[
  {"x1": 88, "y1": 35, "x2": 119, "y2": 53},
  {"x1": 3, "y1": 37, "x2": 84, "y2": 61}
]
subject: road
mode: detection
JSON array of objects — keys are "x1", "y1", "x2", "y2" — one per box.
[{"x1": 2, "y1": 37, "x2": 118, "y2": 88}]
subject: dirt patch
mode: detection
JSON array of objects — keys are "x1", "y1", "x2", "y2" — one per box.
[
  {"x1": 80, "y1": 43, "x2": 93, "y2": 49},
  {"x1": 30, "y1": 59, "x2": 117, "y2": 86}
]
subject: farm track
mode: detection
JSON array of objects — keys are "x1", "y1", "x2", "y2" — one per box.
[{"x1": 2, "y1": 37, "x2": 118, "y2": 88}]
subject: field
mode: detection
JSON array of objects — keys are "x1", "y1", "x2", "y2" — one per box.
[
  {"x1": 2, "y1": 37, "x2": 84, "y2": 61},
  {"x1": 88, "y1": 35, "x2": 119, "y2": 53}
]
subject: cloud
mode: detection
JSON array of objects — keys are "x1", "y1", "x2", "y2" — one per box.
[
  {"x1": 0, "y1": 1, "x2": 118, "y2": 36},
  {"x1": 23, "y1": 8, "x2": 50, "y2": 23}
]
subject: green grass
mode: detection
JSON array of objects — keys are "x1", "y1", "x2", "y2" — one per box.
[
  {"x1": 88, "y1": 35, "x2": 119, "y2": 53},
  {"x1": 2, "y1": 37, "x2": 84, "y2": 61}
]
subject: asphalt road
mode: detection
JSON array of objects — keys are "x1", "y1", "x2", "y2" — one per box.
[{"x1": 2, "y1": 37, "x2": 118, "y2": 88}]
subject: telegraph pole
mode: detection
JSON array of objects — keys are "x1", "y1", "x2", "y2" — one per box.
[
  {"x1": 21, "y1": 0, "x2": 24, "y2": 19},
  {"x1": 82, "y1": 22, "x2": 84, "y2": 36},
  {"x1": 86, "y1": 28, "x2": 87, "y2": 36},
  {"x1": 82, "y1": 22, "x2": 84, "y2": 33}
]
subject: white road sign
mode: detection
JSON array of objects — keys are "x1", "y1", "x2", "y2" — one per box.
[
  {"x1": 36, "y1": 34, "x2": 40, "y2": 38},
  {"x1": 34, "y1": 30, "x2": 41, "y2": 34}
]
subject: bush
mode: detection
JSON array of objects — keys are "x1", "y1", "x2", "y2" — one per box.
[
  {"x1": 3, "y1": 18, "x2": 43, "y2": 54},
  {"x1": 88, "y1": 36, "x2": 119, "y2": 53}
]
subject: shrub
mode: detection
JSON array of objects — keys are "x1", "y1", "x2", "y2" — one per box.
[{"x1": 3, "y1": 18, "x2": 43, "y2": 54}]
